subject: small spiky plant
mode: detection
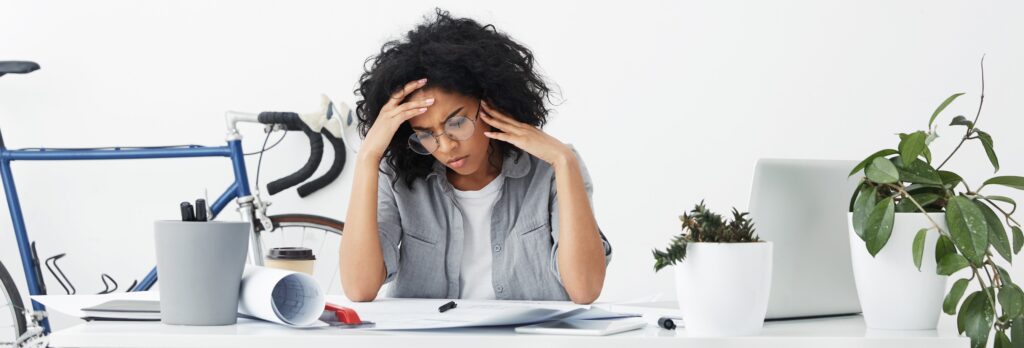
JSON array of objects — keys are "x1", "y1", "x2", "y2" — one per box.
[{"x1": 652, "y1": 201, "x2": 761, "y2": 271}]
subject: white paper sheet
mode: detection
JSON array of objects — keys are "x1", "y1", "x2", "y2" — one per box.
[
  {"x1": 237, "y1": 266, "x2": 326, "y2": 328},
  {"x1": 325, "y1": 297, "x2": 638, "y2": 330}
]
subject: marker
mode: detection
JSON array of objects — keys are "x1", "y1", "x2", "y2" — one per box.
[
  {"x1": 438, "y1": 301, "x2": 457, "y2": 313},
  {"x1": 195, "y1": 199, "x2": 208, "y2": 221},
  {"x1": 649, "y1": 315, "x2": 682, "y2": 330},
  {"x1": 180, "y1": 202, "x2": 195, "y2": 221}
]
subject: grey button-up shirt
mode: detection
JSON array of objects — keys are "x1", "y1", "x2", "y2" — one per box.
[{"x1": 376, "y1": 145, "x2": 612, "y2": 300}]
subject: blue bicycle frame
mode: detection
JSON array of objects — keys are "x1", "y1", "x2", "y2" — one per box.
[{"x1": 0, "y1": 138, "x2": 255, "y2": 333}]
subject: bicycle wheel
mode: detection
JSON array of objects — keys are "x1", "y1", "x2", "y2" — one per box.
[
  {"x1": 0, "y1": 260, "x2": 27, "y2": 346},
  {"x1": 256, "y1": 214, "x2": 345, "y2": 295}
]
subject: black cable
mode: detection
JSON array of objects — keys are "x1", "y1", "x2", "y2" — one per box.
[
  {"x1": 245, "y1": 130, "x2": 287, "y2": 156},
  {"x1": 254, "y1": 128, "x2": 275, "y2": 191}
]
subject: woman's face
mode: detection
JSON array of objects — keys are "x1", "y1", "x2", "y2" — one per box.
[{"x1": 406, "y1": 87, "x2": 494, "y2": 177}]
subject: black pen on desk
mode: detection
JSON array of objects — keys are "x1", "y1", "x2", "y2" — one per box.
[{"x1": 438, "y1": 301, "x2": 457, "y2": 313}]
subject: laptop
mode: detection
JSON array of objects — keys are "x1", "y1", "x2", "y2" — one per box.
[{"x1": 747, "y1": 158, "x2": 862, "y2": 319}]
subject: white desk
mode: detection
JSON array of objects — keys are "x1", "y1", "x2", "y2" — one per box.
[{"x1": 48, "y1": 315, "x2": 967, "y2": 348}]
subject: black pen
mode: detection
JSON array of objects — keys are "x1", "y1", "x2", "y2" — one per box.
[{"x1": 438, "y1": 300, "x2": 457, "y2": 313}]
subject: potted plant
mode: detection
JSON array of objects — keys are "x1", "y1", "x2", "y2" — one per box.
[
  {"x1": 848, "y1": 60, "x2": 1024, "y2": 348},
  {"x1": 653, "y1": 202, "x2": 773, "y2": 337}
]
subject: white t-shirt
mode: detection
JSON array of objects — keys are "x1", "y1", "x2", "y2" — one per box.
[{"x1": 453, "y1": 174, "x2": 505, "y2": 300}]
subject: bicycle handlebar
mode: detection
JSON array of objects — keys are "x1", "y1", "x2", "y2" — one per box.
[
  {"x1": 257, "y1": 111, "x2": 324, "y2": 196},
  {"x1": 297, "y1": 131, "x2": 345, "y2": 197}
]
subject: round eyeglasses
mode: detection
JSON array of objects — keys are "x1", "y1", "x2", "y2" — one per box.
[{"x1": 407, "y1": 102, "x2": 481, "y2": 155}]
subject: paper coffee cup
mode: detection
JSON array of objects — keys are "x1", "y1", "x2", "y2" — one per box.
[{"x1": 265, "y1": 247, "x2": 315, "y2": 276}]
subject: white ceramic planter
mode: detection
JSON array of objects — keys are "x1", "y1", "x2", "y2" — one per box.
[
  {"x1": 847, "y1": 212, "x2": 948, "y2": 330},
  {"x1": 675, "y1": 242, "x2": 773, "y2": 337}
]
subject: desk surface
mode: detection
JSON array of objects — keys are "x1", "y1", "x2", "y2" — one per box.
[{"x1": 48, "y1": 314, "x2": 967, "y2": 348}]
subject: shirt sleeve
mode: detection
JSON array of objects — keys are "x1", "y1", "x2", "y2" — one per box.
[
  {"x1": 377, "y1": 169, "x2": 403, "y2": 284},
  {"x1": 548, "y1": 145, "x2": 613, "y2": 285}
]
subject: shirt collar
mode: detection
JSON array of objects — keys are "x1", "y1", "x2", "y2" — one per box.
[{"x1": 427, "y1": 151, "x2": 532, "y2": 181}]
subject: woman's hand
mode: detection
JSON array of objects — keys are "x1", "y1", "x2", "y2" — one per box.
[
  {"x1": 480, "y1": 100, "x2": 572, "y2": 166},
  {"x1": 360, "y1": 78, "x2": 434, "y2": 160}
]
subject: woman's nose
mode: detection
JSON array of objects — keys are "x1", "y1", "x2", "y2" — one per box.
[{"x1": 436, "y1": 134, "x2": 458, "y2": 154}]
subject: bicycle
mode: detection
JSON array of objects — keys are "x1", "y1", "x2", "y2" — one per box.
[{"x1": 0, "y1": 61, "x2": 356, "y2": 346}]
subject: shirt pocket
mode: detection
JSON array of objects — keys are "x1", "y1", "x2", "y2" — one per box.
[
  {"x1": 394, "y1": 229, "x2": 445, "y2": 298},
  {"x1": 509, "y1": 218, "x2": 556, "y2": 289}
]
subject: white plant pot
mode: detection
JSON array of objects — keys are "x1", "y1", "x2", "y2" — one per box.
[
  {"x1": 675, "y1": 242, "x2": 773, "y2": 337},
  {"x1": 847, "y1": 212, "x2": 948, "y2": 330}
]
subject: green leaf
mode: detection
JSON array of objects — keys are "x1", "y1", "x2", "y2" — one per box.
[
  {"x1": 1014, "y1": 226, "x2": 1024, "y2": 255},
  {"x1": 962, "y1": 290, "x2": 995, "y2": 348},
  {"x1": 950, "y1": 115, "x2": 974, "y2": 128},
  {"x1": 936, "y1": 234, "x2": 957, "y2": 264},
  {"x1": 930, "y1": 92, "x2": 965, "y2": 128},
  {"x1": 913, "y1": 228, "x2": 928, "y2": 270},
  {"x1": 866, "y1": 157, "x2": 900, "y2": 184},
  {"x1": 938, "y1": 253, "x2": 970, "y2": 275},
  {"x1": 939, "y1": 170, "x2": 965, "y2": 190},
  {"x1": 959, "y1": 292, "x2": 977, "y2": 334},
  {"x1": 977, "y1": 200, "x2": 1012, "y2": 263},
  {"x1": 945, "y1": 278, "x2": 971, "y2": 315},
  {"x1": 996, "y1": 330, "x2": 1011, "y2": 348},
  {"x1": 892, "y1": 157, "x2": 944, "y2": 186},
  {"x1": 983, "y1": 176, "x2": 1024, "y2": 191},
  {"x1": 947, "y1": 196, "x2": 990, "y2": 266},
  {"x1": 849, "y1": 149, "x2": 898, "y2": 177},
  {"x1": 896, "y1": 192, "x2": 942, "y2": 212},
  {"x1": 985, "y1": 195, "x2": 1018, "y2": 215},
  {"x1": 864, "y1": 197, "x2": 896, "y2": 256},
  {"x1": 996, "y1": 264, "x2": 1014, "y2": 285},
  {"x1": 1012, "y1": 317, "x2": 1024, "y2": 348},
  {"x1": 898, "y1": 131, "x2": 929, "y2": 167},
  {"x1": 852, "y1": 186, "x2": 877, "y2": 240},
  {"x1": 975, "y1": 130, "x2": 1000, "y2": 173},
  {"x1": 1000, "y1": 284, "x2": 1024, "y2": 319}
]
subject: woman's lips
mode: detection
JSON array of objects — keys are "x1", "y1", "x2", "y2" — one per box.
[{"x1": 447, "y1": 155, "x2": 468, "y2": 169}]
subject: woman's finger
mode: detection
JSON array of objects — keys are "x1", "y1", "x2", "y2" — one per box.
[
  {"x1": 393, "y1": 106, "x2": 429, "y2": 122},
  {"x1": 481, "y1": 110, "x2": 524, "y2": 135},
  {"x1": 385, "y1": 78, "x2": 428, "y2": 109},
  {"x1": 391, "y1": 98, "x2": 435, "y2": 116},
  {"x1": 481, "y1": 101, "x2": 523, "y2": 126},
  {"x1": 483, "y1": 131, "x2": 515, "y2": 144},
  {"x1": 479, "y1": 110, "x2": 512, "y2": 130}
]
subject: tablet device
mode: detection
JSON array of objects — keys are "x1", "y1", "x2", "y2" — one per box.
[{"x1": 515, "y1": 319, "x2": 645, "y2": 336}]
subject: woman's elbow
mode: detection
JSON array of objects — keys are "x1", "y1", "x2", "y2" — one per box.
[
  {"x1": 343, "y1": 286, "x2": 379, "y2": 302},
  {"x1": 569, "y1": 289, "x2": 601, "y2": 304}
]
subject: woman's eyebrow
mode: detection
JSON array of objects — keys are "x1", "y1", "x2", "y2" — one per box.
[{"x1": 411, "y1": 106, "x2": 465, "y2": 131}]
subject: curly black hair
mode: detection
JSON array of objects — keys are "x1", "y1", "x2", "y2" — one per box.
[{"x1": 355, "y1": 8, "x2": 555, "y2": 190}]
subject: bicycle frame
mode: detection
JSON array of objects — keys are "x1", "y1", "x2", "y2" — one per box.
[{"x1": 0, "y1": 131, "x2": 263, "y2": 333}]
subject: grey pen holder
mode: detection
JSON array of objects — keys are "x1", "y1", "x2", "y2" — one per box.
[{"x1": 154, "y1": 220, "x2": 249, "y2": 326}]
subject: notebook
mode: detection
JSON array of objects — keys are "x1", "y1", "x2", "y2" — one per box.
[{"x1": 81, "y1": 300, "x2": 160, "y2": 321}]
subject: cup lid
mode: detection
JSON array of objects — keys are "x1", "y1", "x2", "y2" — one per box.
[{"x1": 267, "y1": 247, "x2": 315, "y2": 260}]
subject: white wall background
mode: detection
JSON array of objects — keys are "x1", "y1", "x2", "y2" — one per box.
[{"x1": 2, "y1": 0, "x2": 1022, "y2": 331}]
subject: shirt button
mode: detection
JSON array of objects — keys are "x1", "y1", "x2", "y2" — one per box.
[
  {"x1": 496, "y1": 286, "x2": 504, "y2": 293},
  {"x1": 493, "y1": 245, "x2": 502, "y2": 252}
]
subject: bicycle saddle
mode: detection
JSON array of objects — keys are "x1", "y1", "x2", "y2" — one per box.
[{"x1": 0, "y1": 61, "x2": 40, "y2": 77}]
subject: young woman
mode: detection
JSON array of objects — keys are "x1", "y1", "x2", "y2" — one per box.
[{"x1": 339, "y1": 9, "x2": 612, "y2": 304}]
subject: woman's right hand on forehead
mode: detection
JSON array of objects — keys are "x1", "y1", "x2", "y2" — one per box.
[{"x1": 359, "y1": 78, "x2": 433, "y2": 161}]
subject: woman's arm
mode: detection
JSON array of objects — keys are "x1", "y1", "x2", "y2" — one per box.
[
  {"x1": 339, "y1": 153, "x2": 388, "y2": 301},
  {"x1": 339, "y1": 78, "x2": 432, "y2": 302},
  {"x1": 478, "y1": 101, "x2": 607, "y2": 304},
  {"x1": 551, "y1": 152, "x2": 607, "y2": 304}
]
